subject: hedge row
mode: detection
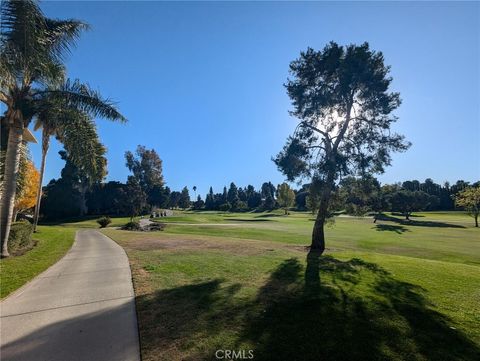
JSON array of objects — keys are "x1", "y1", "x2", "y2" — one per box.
[{"x1": 8, "y1": 221, "x2": 35, "y2": 255}]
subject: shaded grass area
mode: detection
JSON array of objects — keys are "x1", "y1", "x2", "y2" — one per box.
[
  {"x1": 104, "y1": 227, "x2": 480, "y2": 361},
  {"x1": 0, "y1": 226, "x2": 76, "y2": 298}
]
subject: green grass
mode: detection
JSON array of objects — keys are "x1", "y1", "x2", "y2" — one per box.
[
  {"x1": 103, "y1": 211, "x2": 480, "y2": 361},
  {"x1": 0, "y1": 226, "x2": 76, "y2": 298}
]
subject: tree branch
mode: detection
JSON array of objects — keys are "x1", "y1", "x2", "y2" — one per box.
[
  {"x1": 300, "y1": 121, "x2": 329, "y2": 138},
  {"x1": 0, "y1": 91, "x2": 8, "y2": 104}
]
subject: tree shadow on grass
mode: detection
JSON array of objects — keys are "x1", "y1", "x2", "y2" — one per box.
[
  {"x1": 377, "y1": 214, "x2": 465, "y2": 229},
  {"x1": 374, "y1": 224, "x2": 410, "y2": 234},
  {"x1": 242, "y1": 253, "x2": 480, "y2": 361},
  {"x1": 136, "y1": 256, "x2": 480, "y2": 361}
]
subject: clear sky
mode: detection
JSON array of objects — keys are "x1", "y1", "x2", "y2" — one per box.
[{"x1": 31, "y1": 1, "x2": 479, "y2": 197}]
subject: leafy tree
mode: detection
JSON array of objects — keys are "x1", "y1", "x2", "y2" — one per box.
[
  {"x1": 305, "y1": 194, "x2": 319, "y2": 215},
  {"x1": 274, "y1": 42, "x2": 410, "y2": 253},
  {"x1": 121, "y1": 177, "x2": 147, "y2": 220},
  {"x1": 0, "y1": 1, "x2": 125, "y2": 256},
  {"x1": 148, "y1": 184, "x2": 170, "y2": 209},
  {"x1": 86, "y1": 181, "x2": 126, "y2": 215},
  {"x1": 179, "y1": 186, "x2": 191, "y2": 209},
  {"x1": 41, "y1": 150, "x2": 103, "y2": 220},
  {"x1": 14, "y1": 160, "x2": 40, "y2": 220},
  {"x1": 168, "y1": 191, "x2": 181, "y2": 209},
  {"x1": 339, "y1": 176, "x2": 381, "y2": 218},
  {"x1": 305, "y1": 181, "x2": 323, "y2": 215},
  {"x1": 388, "y1": 190, "x2": 437, "y2": 220},
  {"x1": 41, "y1": 178, "x2": 82, "y2": 220},
  {"x1": 455, "y1": 186, "x2": 480, "y2": 227},
  {"x1": 125, "y1": 146, "x2": 164, "y2": 209},
  {"x1": 277, "y1": 183, "x2": 295, "y2": 215}
]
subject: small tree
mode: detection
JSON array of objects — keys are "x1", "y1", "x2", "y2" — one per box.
[
  {"x1": 455, "y1": 186, "x2": 480, "y2": 227},
  {"x1": 339, "y1": 176, "x2": 381, "y2": 219},
  {"x1": 14, "y1": 160, "x2": 40, "y2": 221},
  {"x1": 96, "y1": 216, "x2": 112, "y2": 228},
  {"x1": 277, "y1": 183, "x2": 295, "y2": 215}
]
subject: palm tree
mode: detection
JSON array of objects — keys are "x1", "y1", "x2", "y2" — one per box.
[
  {"x1": 32, "y1": 100, "x2": 110, "y2": 231},
  {"x1": 0, "y1": 0, "x2": 126, "y2": 256}
]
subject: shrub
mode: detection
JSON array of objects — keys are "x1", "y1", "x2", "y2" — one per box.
[
  {"x1": 8, "y1": 221, "x2": 35, "y2": 255},
  {"x1": 145, "y1": 223, "x2": 166, "y2": 231},
  {"x1": 121, "y1": 221, "x2": 142, "y2": 231},
  {"x1": 96, "y1": 216, "x2": 112, "y2": 228}
]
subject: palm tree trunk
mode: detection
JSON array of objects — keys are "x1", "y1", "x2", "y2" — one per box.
[
  {"x1": 1, "y1": 121, "x2": 24, "y2": 257},
  {"x1": 33, "y1": 129, "x2": 50, "y2": 232}
]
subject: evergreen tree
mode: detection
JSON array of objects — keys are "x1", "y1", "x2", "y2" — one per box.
[
  {"x1": 227, "y1": 182, "x2": 239, "y2": 205},
  {"x1": 179, "y1": 186, "x2": 191, "y2": 209},
  {"x1": 205, "y1": 186, "x2": 215, "y2": 210},
  {"x1": 274, "y1": 42, "x2": 410, "y2": 253}
]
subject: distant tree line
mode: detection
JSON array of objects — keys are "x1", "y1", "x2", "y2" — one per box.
[{"x1": 39, "y1": 145, "x2": 478, "y2": 222}]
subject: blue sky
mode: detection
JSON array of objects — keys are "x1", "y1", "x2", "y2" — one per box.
[{"x1": 31, "y1": 1, "x2": 479, "y2": 196}]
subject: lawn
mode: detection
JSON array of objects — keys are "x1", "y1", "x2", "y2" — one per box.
[
  {"x1": 0, "y1": 226, "x2": 76, "y2": 298},
  {"x1": 102, "y1": 211, "x2": 480, "y2": 361}
]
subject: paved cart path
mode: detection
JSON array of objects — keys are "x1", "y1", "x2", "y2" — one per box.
[{"x1": 0, "y1": 230, "x2": 140, "y2": 361}]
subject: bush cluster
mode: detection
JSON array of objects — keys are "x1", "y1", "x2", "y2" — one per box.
[
  {"x1": 8, "y1": 221, "x2": 35, "y2": 255},
  {"x1": 121, "y1": 221, "x2": 142, "y2": 231},
  {"x1": 96, "y1": 216, "x2": 112, "y2": 228},
  {"x1": 145, "y1": 223, "x2": 166, "y2": 231}
]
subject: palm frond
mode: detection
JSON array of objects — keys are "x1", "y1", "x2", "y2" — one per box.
[
  {"x1": 62, "y1": 114, "x2": 107, "y2": 183},
  {"x1": 44, "y1": 18, "x2": 89, "y2": 61},
  {"x1": 41, "y1": 79, "x2": 127, "y2": 122}
]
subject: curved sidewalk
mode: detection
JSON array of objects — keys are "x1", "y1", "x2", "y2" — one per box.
[{"x1": 0, "y1": 229, "x2": 140, "y2": 361}]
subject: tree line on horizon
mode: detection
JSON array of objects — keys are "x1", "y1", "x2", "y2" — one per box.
[{"x1": 36, "y1": 144, "x2": 478, "y2": 223}]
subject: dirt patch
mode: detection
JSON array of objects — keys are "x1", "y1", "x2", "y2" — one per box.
[{"x1": 124, "y1": 234, "x2": 291, "y2": 256}]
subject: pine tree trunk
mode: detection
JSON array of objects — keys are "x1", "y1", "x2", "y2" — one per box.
[
  {"x1": 311, "y1": 215, "x2": 326, "y2": 253},
  {"x1": 1, "y1": 121, "x2": 24, "y2": 257},
  {"x1": 475, "y1": 214, "x2": 478, "y2": 228},
  {"x1": 33, "y1": 129, "x2": 50, "y2": 232},
  {"x1": 310, "y1": 173, "x2": 334, "y2": 254}
]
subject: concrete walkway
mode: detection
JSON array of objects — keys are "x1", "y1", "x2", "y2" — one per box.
[{"x1": 0, "y1": 230, "x2": 140, "y2": 361}]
